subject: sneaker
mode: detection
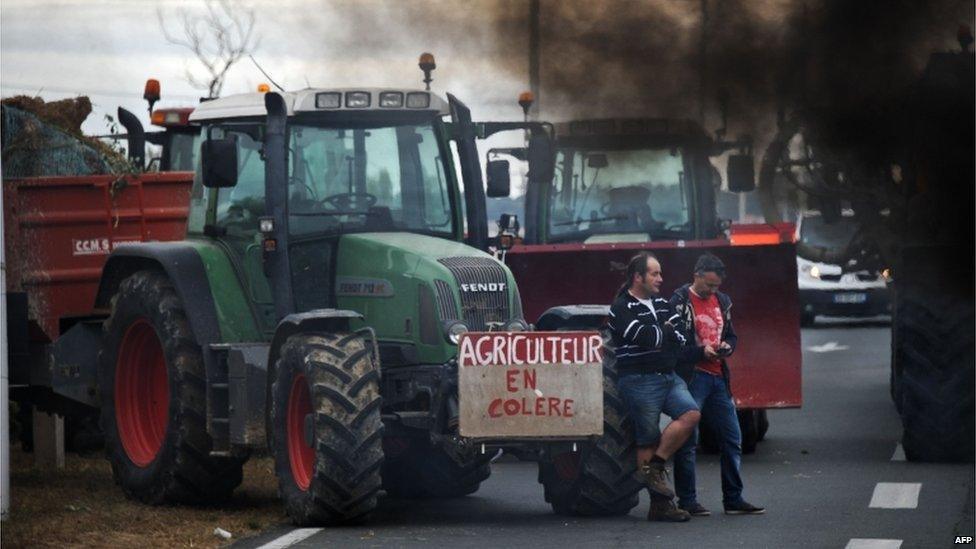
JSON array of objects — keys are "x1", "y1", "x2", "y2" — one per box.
[
  {"x1": 724, "y1": 501, "x2": 765, "y2": 515},
  {"x1": 681, "y1": 502, "x2": 711, "y2": 517},
  {"x1": 648, "y1": 497, "x2": 691, "y2": 522},
  {"x1": 640, "y1": 461, "x2": 676, "y2": 499}
]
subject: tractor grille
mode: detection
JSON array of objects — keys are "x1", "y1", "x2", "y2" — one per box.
[
  {"x1": 438, "y1": 257, "x2": 510, "y2": 331},
  {"x1": 433, "y1": 279, "x2": 458, "y2": 322}
]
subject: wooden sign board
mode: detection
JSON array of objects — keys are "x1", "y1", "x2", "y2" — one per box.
[{"x1": 458, "y1": 331, "x2": 604, "y2": 438}]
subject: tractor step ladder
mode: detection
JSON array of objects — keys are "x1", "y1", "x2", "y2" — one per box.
[{"x1": 206, "y1": 344, "x2": 232, "y2": 456}]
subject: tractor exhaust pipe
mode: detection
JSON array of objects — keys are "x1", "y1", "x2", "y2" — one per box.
[{"x1": 117, "y1": 107, "x2": 146, "y2": 170}]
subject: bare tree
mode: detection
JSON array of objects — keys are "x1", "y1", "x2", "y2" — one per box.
[{"x1": 158, "y1": 0, "x2": 260, "y2": 99}]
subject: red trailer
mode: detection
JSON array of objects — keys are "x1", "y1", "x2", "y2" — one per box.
[
  {"x1": 4, "y1": 172, "x2": 193, "y2": 344},
  {"x1": 505, "y1": 224, "x2": 801, "y2": 412}
]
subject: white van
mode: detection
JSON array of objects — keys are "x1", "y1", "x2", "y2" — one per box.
[{"x1": 796, "y1": 212, "x2": 891, "y2": 325}]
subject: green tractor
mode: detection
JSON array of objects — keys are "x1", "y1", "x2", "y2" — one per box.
[{"x1": 93, "y1": 86, "x2": 599, "y2": 525}]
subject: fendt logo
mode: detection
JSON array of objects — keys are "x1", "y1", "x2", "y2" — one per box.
[{"x1": 460, "y1": 282, "x2": 506, "y2": 292}]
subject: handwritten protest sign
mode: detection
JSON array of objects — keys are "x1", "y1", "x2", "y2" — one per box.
[{"x1": 458, "y1": 331, "x2": 604, "y2": 438}]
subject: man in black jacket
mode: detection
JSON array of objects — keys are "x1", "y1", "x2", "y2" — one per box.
[
  {"x1": 670, "y1": 253, "x2": 764, "y2": 516},
  {"x1": 608, "y1": 251, "x2": 701, "y2": 522}
]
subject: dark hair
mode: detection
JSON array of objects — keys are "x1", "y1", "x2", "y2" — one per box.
[
  {"x1": 694, "y1": 253, "x2": 726, "y2": 278},
  {"x1": 616, "y1": 251, "x2": 658, "y2": 297}
]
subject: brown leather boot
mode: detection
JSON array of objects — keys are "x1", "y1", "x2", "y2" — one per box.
[
  {"x1": 640, "y1": 461, "x2": 676, "y2": 499},
  {"x1": 648, "y1": 496, "x2": 692, "y2": 522}
]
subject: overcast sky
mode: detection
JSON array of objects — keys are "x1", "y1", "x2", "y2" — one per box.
[{"x1": 1, "y1": 0, "x2": 532, "y2": 135}]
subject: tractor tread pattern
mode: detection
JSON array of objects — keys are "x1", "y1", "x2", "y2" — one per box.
[
  {"x1": 272, "y1": 332, "x2": 385, "y2": 525},
  {"x1": 538, "y1": 363, "x2": 642, "y2": 516},
  {"x1": 896, "y1": 288, "x2": 975, "y2": 462},
  {"x1": 98, "y1": 270, "x2": 247, "y2": 505}
]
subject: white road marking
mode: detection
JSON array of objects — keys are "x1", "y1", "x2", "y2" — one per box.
[
  {"x1": 806, "y1": 341, "x2": 850, "y2": 353},
  {"x1": 891, "y1": 443, "x2": 905, "y2": 461},
  {"x1": 845, "y1": 539, "x2": 903, "y2": 549},
  {"x1": 256, "y1": 528, "x2": 323, "y2": 549},
  {"x1": 869, "y1": 482, "x2": 921, "y2": 509}
]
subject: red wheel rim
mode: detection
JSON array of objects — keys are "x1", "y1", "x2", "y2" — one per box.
[
  {"x1": 115, "y1": 318, "x2": 169, "y2": 467},
  {"x1": 287, "y1": 374, "x2": 314, "y2": 491},
  {"x1": 553, "y1": 451, "x2": 581, "y2": 481}
]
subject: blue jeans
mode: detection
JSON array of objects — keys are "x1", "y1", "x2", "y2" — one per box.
[
  {"x1": 617, "y1": 372, "x2": 699, "y2": 446},
  {"x1": 673, "y1": 371, "x2": 745, "y2": 507}
]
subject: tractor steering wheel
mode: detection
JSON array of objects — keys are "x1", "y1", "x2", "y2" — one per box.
[{"x1": 322, "y1": 192, "x2": 378, "y2": 211}]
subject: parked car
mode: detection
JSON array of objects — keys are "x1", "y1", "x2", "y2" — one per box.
[{"x1": 796, "y1": 212, "x2": 891, "y2": 325}]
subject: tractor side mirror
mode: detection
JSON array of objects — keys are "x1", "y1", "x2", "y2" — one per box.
[
  {"x1": 527, "y1": 133, "x2": 555, "y2": 183},
  {"x1": 486, "y1": 160, "x2": 511, "y2": 198},
  {"x1": 587, "y1": 153, "x2": 609, "y2": 169},
  {"x1": 727, "y1": 154, "x2": 755, "y2": 192},
  {"x1": 201, "y1": 134, "x2": 239, "y2": 188}
]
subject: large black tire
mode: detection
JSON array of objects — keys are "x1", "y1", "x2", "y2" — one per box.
[
  {"x1": 896, "y1": 288, "x2": 975, "y2": 462},
  {"x1": 271, "y1": 332, "x2": 385, "y2": 525},
  {"x1": 738, "y1": 410, "x2": 759, "y2": 455},
  {"x1": 381, "y1": 438, "x2": 491, "y2": 498},
  {"x1": 99, "y1": 270, "x2": 247, "y2": 504},
  {"x1": 537, "y1": 363, "x2": 642, "y2": 516},
  {"x1": 756, "y1": 409, "x2": 770, "y2": 442},
  {"x1": 889, "y1": 285, "x2": 904, "y2": 414}
]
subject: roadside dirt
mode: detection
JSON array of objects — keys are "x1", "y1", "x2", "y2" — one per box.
[{"x1": 2, "y1": 446, "x2": 288, "y2": 548}]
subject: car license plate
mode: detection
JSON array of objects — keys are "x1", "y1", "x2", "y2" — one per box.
[{"x1": 834, "y1": 292, "x2": 867, "y2": 304}]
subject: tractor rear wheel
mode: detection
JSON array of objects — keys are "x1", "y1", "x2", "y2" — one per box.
[
  {"x1": 381, "y1": 438, "x2": 491, "y2": 498},
  {"x1": 538, "y1": 364, "x2": 642, "y2": 516},
  {"x1": 271, "y1": 332, "x2": 384, "y2": 525},
  {"x1": 896, "y1": 287, "x2": 975, "y2": 462},
  {"x1": 99, "y1": 270, "x2": 247, "y2": 504}
]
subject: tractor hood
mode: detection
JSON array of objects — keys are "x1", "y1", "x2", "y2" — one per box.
[{"x1": 334, "y1": 232, "x2": 521, "y2": 365}]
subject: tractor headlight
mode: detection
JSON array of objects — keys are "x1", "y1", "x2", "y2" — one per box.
[
  {"x1": 379, "y1": 91, "x2": 404, "y2": 108},
  {"x1": 503, "y1": 318, "x2": 529, "y2": 332},
  {"x1": 444, "y1": 320, "x2": 469, "y2": 345},
  {"x1": 315, "y1": 92, "x2": 341, "y2": 109},
  {"x1": 406, "y1": 92, "x2": 431, "y2": 108},
  {"x1": 345, "y1": 91, "x2": 371, "y2": 108}
]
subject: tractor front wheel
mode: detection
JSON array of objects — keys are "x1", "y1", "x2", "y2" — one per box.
[
  {"x1": 537, "y1": 364, "x2": 642, "y2": 516},
  {"x1": 271, "y1": 332, "x2": 384, "y2": 525}
]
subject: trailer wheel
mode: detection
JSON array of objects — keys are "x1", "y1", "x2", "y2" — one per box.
[
  {"x1": 538, "y1": 364, "x2": 642, "y2": 516},
  {"x1": 381, "y1": 439, "x2": 491, "y2": 498},
  {"x1": 271, "y1": 332, "x2": 384, "y2": 525},
  {"x1": 99, "y1": 270, "x2": 247, "y2": 504},
  {"x1": 739, "y1": 410, "x2": 759, "y2": 454},
  {"x1": 897, "y1": 289, "x2": 975, "y2": 462},
  {"x1": 757, "y1": 409, "x2": 770, "y2": 442}
]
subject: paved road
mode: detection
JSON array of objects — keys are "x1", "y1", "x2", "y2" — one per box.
[{"x1": 238, "y1": 324, "x2": 974, "y2": 549}]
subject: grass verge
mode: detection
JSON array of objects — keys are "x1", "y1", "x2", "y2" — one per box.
[{"x1": 2, "y1": 445, "x2": 287, "y2": 548}]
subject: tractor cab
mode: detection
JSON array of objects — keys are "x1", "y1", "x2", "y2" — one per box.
[
  {"x1": 187, "y1": 87, "x2": 550, "y2": 356},
  {"x1": 148, "y1": 106, "x2": 198, "y2": 171},
  {"x1": 517, "y1": 117, "x2": 754, "y2": 244}
]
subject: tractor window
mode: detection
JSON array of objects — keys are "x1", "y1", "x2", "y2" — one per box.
[
  {"x1": 548, "y1": 147, "x2": 691, "y2": 241},
  {"x1": 213, "y1": 126, "x2": 267, "y2": 236},
  {"x1": 287, "y1": 122, "x2": 454, "y2": 238}
]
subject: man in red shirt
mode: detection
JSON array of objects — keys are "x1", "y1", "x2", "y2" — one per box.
[{"x1": 670, "y1": 254, "x2": 765, "y2": 516}]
